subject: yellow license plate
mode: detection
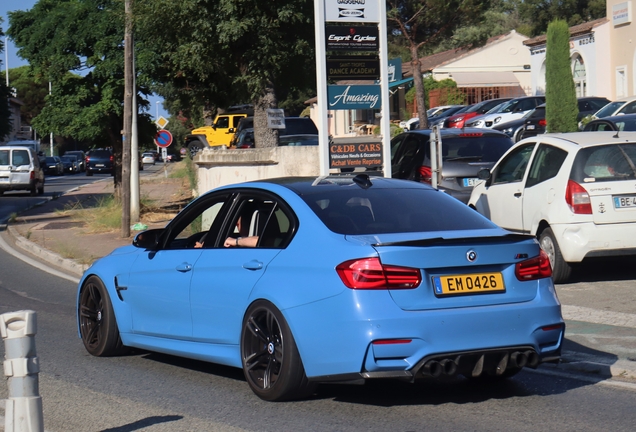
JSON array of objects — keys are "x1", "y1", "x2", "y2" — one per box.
[{"x1": 433, "y1": 272, "x2": 505, "y2": 296}]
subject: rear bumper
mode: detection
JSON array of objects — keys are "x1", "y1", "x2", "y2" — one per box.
[{"x1": 551, "y1": 222, "x2": 636, "y2": 262}]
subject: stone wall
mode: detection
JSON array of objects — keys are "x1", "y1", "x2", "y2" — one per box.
[{"x1": 194, "y1": 146, "x2": 320, "y2": 195}]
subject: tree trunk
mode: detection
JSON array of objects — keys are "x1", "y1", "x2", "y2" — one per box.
[
  {"x1": 410, "y1": 45, "x2": 428, "y2": 130},
  {"x1": 254, "y1": 82, "x2": 278, "y2": 148}
]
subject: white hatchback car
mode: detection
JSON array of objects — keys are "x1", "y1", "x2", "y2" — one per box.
[
  {"x1": 467, "y1": 96, "x2": 545, "y2": 129},
  {"x1": 468, "y1": 132, "x2": 636, "y2": 283}
]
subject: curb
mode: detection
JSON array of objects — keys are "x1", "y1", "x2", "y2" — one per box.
[
  {"x1": 545, "y1": 350, "x2": 636, "y2": 380},
  {"x1": 6, "y1": 224, "x2": 87, "y2": 278}
]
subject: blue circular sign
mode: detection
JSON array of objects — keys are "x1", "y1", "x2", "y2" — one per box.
[{"x1": 154, "y1": 130, "x2": 173, "y2": 147}]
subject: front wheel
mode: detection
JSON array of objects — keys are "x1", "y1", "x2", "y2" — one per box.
[
  {"x1": 241, "y1": 300, "x2": 314, "y2": 401},
  {"x1": 539, "y1": 227, "x2": 572, "y2": 283},
  {"x1": 78, "y1": 276, "x2": 127, "y2": 356}
]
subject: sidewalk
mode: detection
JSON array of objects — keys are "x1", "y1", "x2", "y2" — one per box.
[{"x1": 1, "y1": 165, "x2": 635, "y2": 383}]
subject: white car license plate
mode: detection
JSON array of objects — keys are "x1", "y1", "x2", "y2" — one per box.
[
  {"x1": 463, "y1": 177, "x2": 478, "y2": 187},
  {"x1": 96, "y1": 164, "x2": 104, "y2": 167},
  {"x1": 614, "y1": 195, "x2": 636, "y2": 208},
  {"x1": 526, "y1": 125, "x2": 535, "y2": 130}
]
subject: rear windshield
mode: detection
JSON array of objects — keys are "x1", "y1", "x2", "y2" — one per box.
[
  {"x1": 429, "y1": 136, "x2": 513, "y2": 163},
  {"x1": 89, "y1": 150, "x2": 112, "y2": 158},
  {"x1": 570, "y1": 143, "x2": 636, "y2": 182},
  {"x1": 282, "y1": 119, "x2": 318, "y2": 135},
  {"x1": 301, "y1": 188, "x2": 496, "y2": 235}
]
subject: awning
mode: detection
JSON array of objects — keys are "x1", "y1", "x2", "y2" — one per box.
[
  {"x1": 450, "y1": 71, "x2": 520, "y2": 88},
  {"x1": 389, "y1": 77, "x2": 414, "y2": 88}
]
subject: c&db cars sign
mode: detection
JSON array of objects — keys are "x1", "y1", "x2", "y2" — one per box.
[
  {"x1": 325, "y1": 0, "x2": 380, "y2": 23},
  {"x1": 330, "y1": 141, "x2": 383, "y2": 169}
]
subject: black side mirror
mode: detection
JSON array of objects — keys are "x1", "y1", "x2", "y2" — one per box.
[
  {"x1": 133, "y1": 228, "x2": 163, "y2": 249},
  {"x1": 478, "y1": 168, "x2": 491, "y2": 181}
]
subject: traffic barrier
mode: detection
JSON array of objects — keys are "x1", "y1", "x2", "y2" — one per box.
[{"x1": 0, "y1": 311, "x2": 44, "y2": 432}]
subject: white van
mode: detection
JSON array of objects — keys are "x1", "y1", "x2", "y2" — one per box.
[{"x1": 0, "y1": 146, "x2": 45, "y2": 196}]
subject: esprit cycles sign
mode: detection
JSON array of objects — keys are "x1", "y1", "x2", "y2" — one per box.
[
  {"x1": 325, "y1": 0, "x2": 380, "y2": 23},
  {"x1": 326, "y1": 25, "x2": 379, "y2": 50}
]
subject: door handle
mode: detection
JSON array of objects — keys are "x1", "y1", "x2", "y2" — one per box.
[
  {"x1": 176, "y1": 262, "x2": 193, "y2": 272},
  {"x1": 514, "y1": 192, "x2": 522, "y2": 197},
  {"x1": 243, "y1": 260, "x2": 264, "y2": 270}
]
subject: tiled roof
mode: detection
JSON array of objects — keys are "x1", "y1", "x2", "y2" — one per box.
[{"x1": 523, "y1": 17, "x2": 608, "y2": 47}]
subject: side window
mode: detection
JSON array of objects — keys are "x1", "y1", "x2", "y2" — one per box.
[
  {"x1": 232, "y1": 116, "x2": 244, "y2": 128},
  {"x1": 491, "y1": 143, "x2": 536, "y2": 185},
  {"x1": 166, "y1": 195, "x2": 230, "y2": 249},
  {"x1": 215, "y1": 116, "x2": 230, "y2": 129},
  {"x1": 390, "y1": 134, "x2": 408, "y2": 161},
  {"x1": 621, "y1": 101, "x2": 636, "y2": 114},
  {"x1": 525, "y1": 144, "x2": 568, "y2": 188},
  {"x1": 223, "y1": 195, "x2": 294, "y2": 249}
]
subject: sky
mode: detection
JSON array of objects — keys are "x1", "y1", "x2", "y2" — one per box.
[{"x1": 1, "y1": 0, "x2": 169, "y2": 120}]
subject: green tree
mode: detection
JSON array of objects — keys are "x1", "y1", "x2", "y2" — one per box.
[
  {"x1": 8, "y1": 66, "x2": 49, "y2": 127},
  {"x1": 519, "y1": 0, "x2": 606, "y2": 37},
  {"x1": 545, "y1": 20, "x2": 578, "y2": 133},
  {"x1": 8, "y1": 0, "x2": 156, "y2": 188},
  {"x1": 387, "y1": 0, "x2": 491, "y2": 129}
]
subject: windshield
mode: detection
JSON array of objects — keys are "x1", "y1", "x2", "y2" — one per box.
[
  {"x1": 595, "y1": 101, "x2": 625, "y2": 118},
  {"x1": 485, "y1": 102, "x2": 508, "y2": 114}
]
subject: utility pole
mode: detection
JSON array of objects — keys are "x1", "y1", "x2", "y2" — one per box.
[
  {"x1": 130, "y1": 38, "x2": 140, "y2": 223},
  {"x1": 122, "y1": 0, "x2": 133, "y2": 238},
  {"x1": 49, "y1": 82, "x2": 54, "y2": 156}
]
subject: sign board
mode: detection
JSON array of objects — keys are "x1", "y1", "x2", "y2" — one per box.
[
  {"x1": 327, "y1": 85, "x2": 381, "y2": 110},
  {"x1": 325, "y1": 0, "x2": 380, "y2": 23},
  {"x1": 267, "y1": 109, "x2": 286, "y2": 129},
  {"x1": 155, "y1": 116, "x2": 169, "y2": 129},
  {"x1": 327, "y1": 56, "x2": 380, "y2": 80},
  {"x1": 325, "y1": 25, "x2": 379, "y2": 50},
  {"x1": 330, "y1": 140, "x2": 383, "y2": 169},
  {"x1": 388, "y1": 58, "x2": 402, "y2": 82},
  {"x1": 154, "y1": 130, "x2": 173, "y2": 148},
  {"x1": 613, "y1": 2, "x2": 632, "y2": 26}
]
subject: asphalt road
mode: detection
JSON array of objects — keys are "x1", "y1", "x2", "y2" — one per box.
[{"x1": 0, "y1": 166, "x2": 635, "y2": 431}]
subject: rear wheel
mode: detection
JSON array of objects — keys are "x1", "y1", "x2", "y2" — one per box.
[
  {"x1": 539, "y1": 227, "x2": 572, "y2": 283},
  {"x1": 188, "y1": 142, "x2": 203, "y2": 158},
  {"x1": 79, "y1": 276, "x2": 127, "y2": 356},
  {"x1": 37, "y1": 182, "x2": 44, "y2": 195},
  {"x1": 241, "y1": 300, "x2": 314, "y2": 401}
]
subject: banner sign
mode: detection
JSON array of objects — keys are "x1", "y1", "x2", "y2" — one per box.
[
  {"x1": 330, "y1": 141, "x2": 383, "y2": 169},
  {"x1": 325, "y1": 0, "x2": 380, "y2": 23},
  {"x1": 327, "y1": 56, "x2": 380, "y2": 80},
  {"x1": 328, "y1": 85, "x2": 381, "y2": 110},
  {"x1": 325, "y1": 25, "x2": 379, "y2": 51},
  {"x1": 388, "y1": 58, "x2": 402, "y2": 82}
]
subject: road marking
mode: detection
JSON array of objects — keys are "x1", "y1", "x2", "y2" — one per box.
[{"x1": 562, "y1": 305, "x2": 636, "y2": 329}]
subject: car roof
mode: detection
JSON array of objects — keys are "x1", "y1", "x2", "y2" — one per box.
[
  {"x1": 520, "y1": 131, "x2": 636, "y2": 148},
  {"x1": 404, "y1": 127, "x2": 510, "y2": 138}
]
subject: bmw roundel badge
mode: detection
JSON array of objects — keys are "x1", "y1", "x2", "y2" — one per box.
[{"x1": 466, "y1": 250, "x2": 477, "y2": 262}]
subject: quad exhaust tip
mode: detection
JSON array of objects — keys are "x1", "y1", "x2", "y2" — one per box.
[{"x1": 419, "y1": 349, "x2": 540, "y2": 378}]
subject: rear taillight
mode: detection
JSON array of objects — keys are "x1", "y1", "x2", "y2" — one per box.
[
  {"x1": 538, "y1": 119, "x2": 547, "y2": 127},
  {"x1": 565, "y1": 179, "x2": 592, "y2": 214},
  {"x1": 418, "y1": 166, "x2": 432, "y2": 184},
  {"x1": 29, "y1": 171, "x2": 35, "y2": 180},
  {"x1": 515, "y1": 250, "x2": 552, "y2": 281},
  {"x1": 336, "y1": 258, "x2": 421, "y2": 290},
  {"x1": 110, "y1": 155, "x2": 114, "y2": 162}
]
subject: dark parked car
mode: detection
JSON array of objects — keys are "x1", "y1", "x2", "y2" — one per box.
[
  {"x1": 85, "y1": 149, "x2": 114, "y2": 176},
  {"x1": 444, "y1": 98, "x2": 513, "y2": 128},
  {"x1": 229, "y1": 117, "x2": 318, "y2": 148},
  {"x1": 409, "y1": 105, "x2": 467, "y2": 129},
  {"x1": 520, "y1": 97, "x2": 610, "y2": 140},
  {"x1": 64, "y1": 150, "x2": 87, "y2": 172},
  {"x1": 60, "y1": 155, "x2": 80, "y2": 174},
  {"x1": 582, "y1": 113, "x2": 636, "y2": 131},
  {"x1": 493, "y1": 106, "x2": 545, "y2": 143},
  {"x1": 391, "y1": 128, "x2": 514, "y2": 203},
  {"x1": 44, "y1": 156, "x2": 64, "y2": 175}
]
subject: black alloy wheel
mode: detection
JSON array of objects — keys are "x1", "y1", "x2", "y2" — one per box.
[
  {"x1": 241, "y1": 301, "x2": 314, "y2": 401},
  {"x1": 79, "y1": 276, "x2": 127, "y2": 357},
  {"x1": 188, "y1": 142, "x2": 203, "y2": 159}
]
